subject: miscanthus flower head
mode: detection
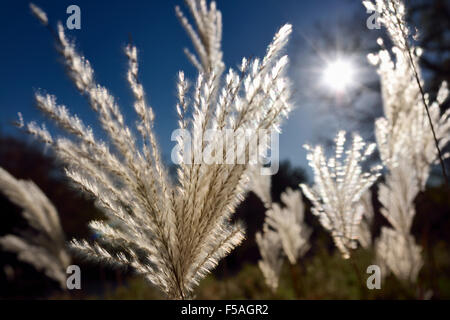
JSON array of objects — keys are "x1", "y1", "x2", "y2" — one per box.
[
  {"x1": 365, "y1": 0, "x2": 450, "y2": 187},
  {"x1": 255, "y1": 228, "x2": 284, "y2": 293},
  {"x1": 248, "y1": 165, "x2": 272, "y2": 209},
  {"x1": 375, "y1": 227, "x2": 423, "y2": 282},
  {"x1": 253, "y1": 172, "x2": 310, "y2": 290},
  {"x1": 300, "y1": 131, "x2": 381, "y2": 259},
  {"x1": 370, "y1": 45, "x2": 450, "y2": 189},
  {"x1": 264, "y1": 188, "x2": 310, "y2": 264},
  {"x1": 364, "y1": 0, "x2": 449, "y2": 284},
  {"x1": 24, "y1": 0, "x2": 293, "y2": 299}
]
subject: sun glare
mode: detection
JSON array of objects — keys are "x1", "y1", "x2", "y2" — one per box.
[{"x1": 322, "y1": 59, "x2": 355, "y2": 92}]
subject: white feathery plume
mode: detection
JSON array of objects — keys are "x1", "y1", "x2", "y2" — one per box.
[
  {"x1": 176, "y1": 0, "x2": 224, "y2": 77},
  {"x1": 374, "y1": 147, "x2": 424, "y2": 283},
  {"x1": 30, "y1": 3, "x2": 48, "y2": 26},
  {"x1": 357, "y1": 190, "x2": 374, "y2": 249},
  {"x1": 364, "y1": 0, "x2": 449, "y2": 184},
  {"x1": 255, "y1": 228, "x2": 284, "y2": 293},
  {"x1": 265, "y1": 188, "x2": 310, "y2": 264},
  {"x1": 300, "y1": 131, "x2": 381, "y2": 259},
  {"x1": 375, "y1": 227, "x2": 423, "y2": 282},
  {"x1": 365, "y1": 0, "x2": 450, "y2": 283},
  {"x1": 362, "y1": 0, "x2": 409, "y2": 51},
  {"x1": 254, "y1": 180, "x2": 310, "y2": 291},
  {"x1": 370, "y1": 46, "x2": 450, "y2": 189},
  {"x1": 255, "y1": 186, "x2": 310, "y2": 292},
  {"x1": 248, "y1": 165, "x2": 272, "y2": 208},
  {"x1": 0, "y1": 167, "x2": 70, "y2": 288},
  {"x1": 250, "y1": 168, "x2": 283, "y2": 292},
  {"x1": 25, "y1": 1, "x2": 293, "y2": 299},
  {"x1": 378, "y1": 159, "x2": 420, "y2": 235}
]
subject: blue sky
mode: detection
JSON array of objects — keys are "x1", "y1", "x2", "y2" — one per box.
[{"x1": 0, "y1": 0, "x2": 366, "y2": 175}]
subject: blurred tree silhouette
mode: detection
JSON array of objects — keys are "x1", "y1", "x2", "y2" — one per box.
[{"x1": 410, "y1": 0, "x2": 450, "y2": 98}]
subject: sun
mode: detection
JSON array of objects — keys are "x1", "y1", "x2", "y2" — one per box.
[{"x1": 322, "y1": 59, "x2": 356, "y2": 92}]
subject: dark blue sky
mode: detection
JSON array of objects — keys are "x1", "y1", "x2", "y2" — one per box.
[{"x1": 0, "y1": 0, "x2": 364, "y2": 173}]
